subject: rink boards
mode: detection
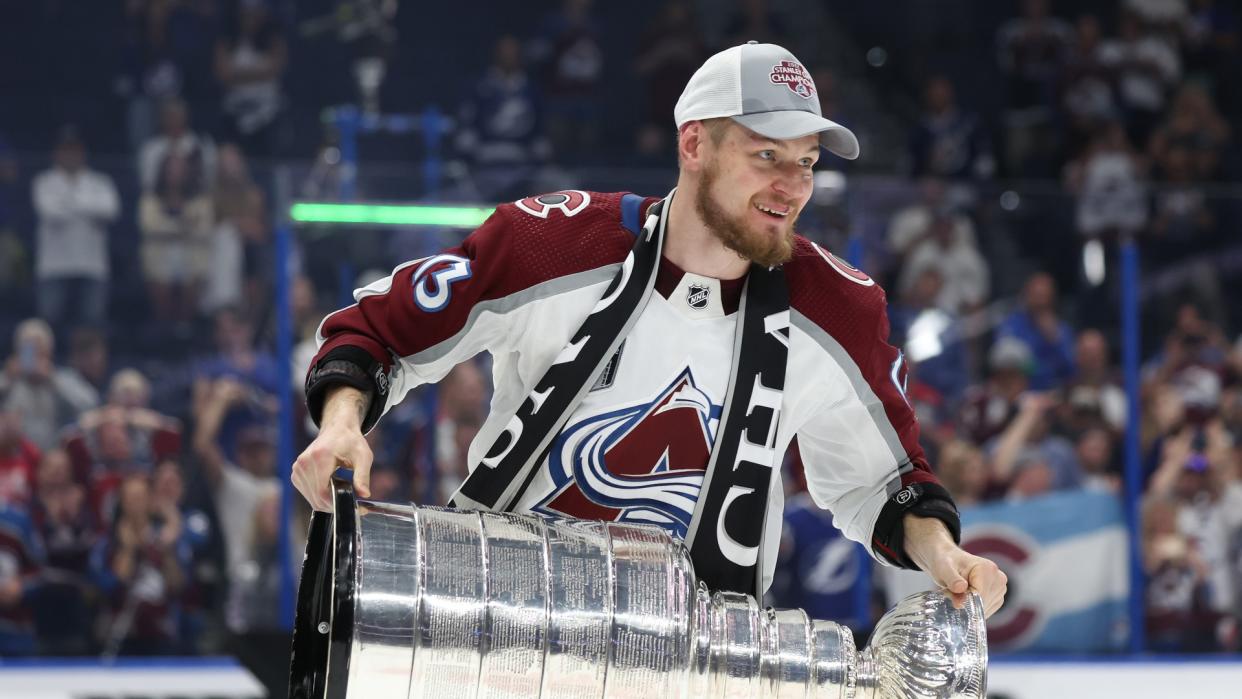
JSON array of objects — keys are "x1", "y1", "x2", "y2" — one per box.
[{"x1": 0, "y1": 656, "x2": 1238, "y2": 699}]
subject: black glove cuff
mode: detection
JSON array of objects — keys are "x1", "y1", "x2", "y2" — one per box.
[
  {"x1": 304, "y1": 346, "x2": 389, "y2": 432},
  {"x1": 871, "y1": 480, "x2": 961, "y2": 570}
]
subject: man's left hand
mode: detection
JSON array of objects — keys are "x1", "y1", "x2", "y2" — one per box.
[{"x1": 903, "y1": 513, "x2": 1008, "y2": 618}]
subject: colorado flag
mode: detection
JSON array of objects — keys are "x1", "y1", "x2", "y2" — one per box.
[{"x1": 882, "y1": 489, "x2": 1130, "y2": 653}]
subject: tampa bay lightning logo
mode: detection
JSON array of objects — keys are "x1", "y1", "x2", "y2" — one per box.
[{"x1": 534, "y1": 368, "x2": 721, "y2": 536}]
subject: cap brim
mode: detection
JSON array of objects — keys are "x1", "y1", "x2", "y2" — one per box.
[{"x1": 731, "y1": 111, "x2": 860, "y2": 160}]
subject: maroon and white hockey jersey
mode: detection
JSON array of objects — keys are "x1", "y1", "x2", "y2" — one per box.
[{"x1": 306, "y1": 190, "x2": 956, "y2": 586}]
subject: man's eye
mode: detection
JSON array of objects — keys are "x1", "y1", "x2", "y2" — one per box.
[
  {"x1": 799, "y1": 158, "x2": 816, "y2": 168},
  {"x1": 758, "y1": 150, "x2": 775, "y2": 160}
]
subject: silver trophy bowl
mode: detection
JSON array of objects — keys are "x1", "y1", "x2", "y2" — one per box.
[{"x1": 289, "y1": 477, "x2": 986, "y2": 699}]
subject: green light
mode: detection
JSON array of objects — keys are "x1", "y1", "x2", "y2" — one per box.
[{"x1": 289, "y1": 202, "x2": 496, "y2": 228}]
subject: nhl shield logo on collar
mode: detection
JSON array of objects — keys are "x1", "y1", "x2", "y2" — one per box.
[{"x1": 687, "y1": 284, "x2": 711, "y2": 310}]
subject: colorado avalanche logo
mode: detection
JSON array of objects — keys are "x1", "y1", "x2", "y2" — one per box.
[
  {"x1": 515, "y1": 190, "x2": 590, "y2": 218},
  {"x1": 962, "y1": 525, "x2": 1037, "y2": 649},
  {"x1": 770, "y1": 60, "x2": 815, "y2": 99},
  {"x1": 534, "y1": 368, "x2": 721, "y2": 535}
]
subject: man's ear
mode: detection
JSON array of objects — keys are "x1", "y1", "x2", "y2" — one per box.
[{"x1": 678, "y1": 121, "x2": 706, "y2": 172}]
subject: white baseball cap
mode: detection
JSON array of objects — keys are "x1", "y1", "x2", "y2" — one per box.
[{"x1": 674, "y1": 42, "x2": 860, "y2": 160}]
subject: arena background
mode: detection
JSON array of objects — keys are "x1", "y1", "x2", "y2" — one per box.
[{"x1": 2, "y1": 0, "x2": 1242, "y2": 697}]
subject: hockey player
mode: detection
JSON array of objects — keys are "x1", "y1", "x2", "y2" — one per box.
[{"x1": 293, "y1": 42, "x2": 1007, "y2": 616}]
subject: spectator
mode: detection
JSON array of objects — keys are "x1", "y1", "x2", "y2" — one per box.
[
  {"x1": 192, "y1": 307, "x2": 281, "y2": 458},
  {"x1": 118, "y1": 0, "x2": 189, "y2": 149},
  {"x1": 455, "y1": 35, "x2": 551, "y2": 202},
  {"x1": 91, "y1": 472, "x2": 189, "y2": 656},
  {"x1": 958, "y1": 337, "x2": 1033, "y2": 444},
  {"x1": 137, "y1": 97, "x2": 217, "y2": 192},
  {"x1": 1097, "y1": 11, "x2": 1181, "y2": 146},
  {"x1": 0, "y1": 133, "x2": 27, "y2": 315},
  {"x1": 1147, "y1": 143, "x2": 1221, "y2": 264},
  {"x1": 1066, "y1": 120, "x2": 1149, "y2": 242},
  {"x1": 897, "y1": 207, "x2": 990, "y2": 315},
  {"x1": 885, "y1": 177, "x2": 977, "y2": 271},
  {"x1": 204, "y1": 143, "x2": 259, "y2": 315},
  {"x1": 1180, "y1": 0, "x2": 1241, "y2": 116},
  {"x1": 0, "y1": 403, "x2": 39, "y2": 509},
  {"x1": 0, "y1": 320, "x2": 94, "y2": 451},
  {"x1": 1076, "y1": 426, "x2": 1121, "y2": 493},
  {"x1": 63, "y1": 370, "x2": 183, "y2": 518},
  {"x1": 31, "y1": 127, "x2": 120, "y2": 335},
  {"x1": 29, "y1": 447, "x2": 100, "y2": 654},
  {"x1": 214, "y1": 0, "x2": 287, "y2": 156},
  {"x1": 889, "y1": 267, "x2": 971, "y2": 404},
  {"x1": 138, "y1": 151, "x2": 215, "y2": 329},
  {"x1": 224, "y1": 485, "x2": 306, "y2": 697},
  {"x1": 290, "y1": 276, "x2": 329, "y2": 402},
  {"x1": 998, "y1": 0, "x2": 1073, "y2": 112},
  {"x1": 1124, "y1": 0, "x2": 1190, "y2": 32},
  {"x1": 191, "y1": 378, "x2": 278, "y2": 581},
  {"x1": 151, "y1": 458, "x2": 219, "y2": 651},
  {"x1": 1147, "y1": 302, "x2": 1230, "y2": 383},
  {"x1": 531, "y1": 0, "x2": 605, "y2": 158},
  {"x1": 1142, "y1": 494, "x2": 1219, "y2": 651},
  {"x1": 224, "y1": 488, "x2": 285, "y2": 634},
  {"x1": 1061, "y1": 329, "x2": 1128, "y2": 434},
  {"x1": 1148, "y1": 83, "x2": 1231, "y2": 182},
  {"x1": 1146, "y1": 421, "x2": 1242, "y2": 623},
  {"x1": 996, "y1": 0, "x2": 1072, "y2": 175},
  {"x1": 56, "y1": 327, "x2": 110, "y2": 414},
  {"x1": 997, "y1": 272, "x2": 1077, "y2": 390},
  {"x1": 936, "y1": 440, "x2": 991, "y2": 506},
  {"x1": 432, "y1": 362, "x2": 488, "y2": 503},
  {"x1": 634, "y1": 0, "x2": 705, "y2": 156},
  {"x1": 990, "y1": 392, "x2": 1082, "y2": 499},
  {"x1": 0, "y1": 503, "x2": 41, "y2": 656},
  {"x1": 906, "y1": 76, "x2": 994, "y2": 180},
  {"x1": 1060, "y1": 14, "x2": 1119, "y2": 163}
]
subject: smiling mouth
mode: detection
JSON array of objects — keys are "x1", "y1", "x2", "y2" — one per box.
[{"x1": 754, "y1": 202, "x2": 791, "y2": 219}]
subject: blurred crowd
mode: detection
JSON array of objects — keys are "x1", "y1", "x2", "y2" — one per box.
[{"x1": 1, "y1": 0, "x2": 1241, "y2": 667}]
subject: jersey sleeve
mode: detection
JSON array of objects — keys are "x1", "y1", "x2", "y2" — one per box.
[
  {"x1": 305, "y1": 206, "x2": 527, "y2": 432},
  {"x1": 795, "y1": 284, "x2": 959, "y2": 570}
]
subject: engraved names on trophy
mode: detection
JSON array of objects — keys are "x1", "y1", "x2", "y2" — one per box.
[
  {"x1": 606, "y1": 524, "x2": 684, "y2": 699},
  {"x1": 410, "y1": 509, "x2": 486, "y2": 698},
  {"x1": 543, "y1": 520, "x2": 611, "y2": 699},
  {"x1": 480, "y1": 514, "x2": 548, "y2": 699}
]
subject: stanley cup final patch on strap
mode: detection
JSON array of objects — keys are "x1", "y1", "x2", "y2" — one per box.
[{"x1": 684, "y1": 265, "x2": 789, "y2": 597}]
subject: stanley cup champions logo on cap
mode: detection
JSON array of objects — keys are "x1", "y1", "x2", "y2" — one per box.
[
  {"x1": 769, "y1": 60, "x2": 815, "y2": 99},
  {"x1": 673, "y1": 42, "x2": 861, "y2": 160}
]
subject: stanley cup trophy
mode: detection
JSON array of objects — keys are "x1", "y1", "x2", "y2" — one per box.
[{"x1": 289, "y1": 477, "x2": 987, "y2": 699}]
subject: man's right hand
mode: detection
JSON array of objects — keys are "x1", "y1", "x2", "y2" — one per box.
[{"x1": 292, "y1": 385, "x2": 374, "y2": 512}]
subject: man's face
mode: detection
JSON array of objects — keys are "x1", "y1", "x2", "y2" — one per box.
[
  {"x1": 1024, "y1": 274, "x2": 1055, "y2": 312},
  {"x1": 1076, "y1": 331, "x2": 1108, "y2": 373},
  {"x1": 237, "y1": 436, "x2": 275, "y2": 478},
  {"x1": 693, "y1": 121, "x2": 818, "y2": 268},
  {"x1": 54, "y1": 142, "x2": 85, "y2": 172}
]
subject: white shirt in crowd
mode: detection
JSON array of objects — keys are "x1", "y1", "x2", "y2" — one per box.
[
  {"x1": 31, "y1": 166, "x2": 120, "y2": 281},
  {"x1": 138, "y1": 132, "x2": 217, "y2": 191},
  {"x1": 899, "y1": 240, "x2": 991, "y2": 314},
  {"x1": 1096, "y1": 35, "x2": 1181, "y2": 113}
]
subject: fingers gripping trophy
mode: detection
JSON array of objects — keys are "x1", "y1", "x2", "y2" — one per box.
[{"x1": 290, "y1": 41, "x2": 1003, "y2": 699}]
